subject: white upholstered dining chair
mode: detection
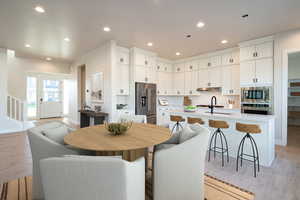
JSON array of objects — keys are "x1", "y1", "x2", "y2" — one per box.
[
  {"x1": 40, "y1": 156, "x2": 145, "y2": 200},
  {"x1": 152, "y1": 124, "x2": 210, "y2": 200},
  {"x1": 27, "y1": 121, "x2": 80, "y2": 200},
  {"x1": 119, "y1": 114, "x2": 147, "y2": 123}
]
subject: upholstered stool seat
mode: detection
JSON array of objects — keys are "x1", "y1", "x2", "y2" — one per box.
[
  {"x1": 187, "y1": 117, "x2": 205, "y2": 125},
  {"x1": 236, "y1": 123, "x2": 261, "y2": 177},
  {"x1": 208, "y1": 120, "x2": 230, "y2": 167},
  {"x1": 170, "y1": 115, "x2": 185, "y2": 133}
]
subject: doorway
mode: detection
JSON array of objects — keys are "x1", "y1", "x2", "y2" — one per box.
[
  {"x1": 287, "y1": 52, "x2": 300, "y2": 147},
  {"x1": 26, "y1": 74, "x2": 70, "y2": 120},
  {"x1": 78, "y1": 65, "x2": 86, "y2": 109}
]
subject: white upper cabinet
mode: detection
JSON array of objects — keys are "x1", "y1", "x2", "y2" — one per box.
[
  {"x1": 135, "y1": 65, "x2": 147, "y2": 83},
  {"x1": 222, "y1": 51, "x2": 240, "y2": 66},
  {"x1": 198, "y1": 67, "x2": 222, "y2": 88},
  {"x1": 240, "y1": 61, "x2": 256, "y2": 86},
  {"x1": 198, "y1": 58, "x2": 210, "y2": 69},
  {"x1": 174, "y1": 63, "x2": 185, "y2": 73},
  {"x1": 255, "y1": 42, "x2": 273, "y2": 59},
  {"x1": 135, "y1": 52, "x2": 147, "y2": 66},
  {"x1": 240, "y1": 59, "x2": 273, "y2": 86},
  {"x1": 184, "y1": 71, "x2": 198, "y2": 95},
  {"x1": 209, "y1": 55, "x2": 222, "y2": 67},
  {"x1": 116, "y1": 47, "x2": 130, "y2": 95},
  {"x1": 173, "y1": 71, "x2": 185, "y2": 95},
  {"x1": 255, "y1": 58, "x2": 273, "y2": 85},
  {"x1": 185, "y1": 60, "x2": 198, "y2": 72},
  {"x1": 240, "y1": 41, "x2": 273, "y2": 61},
  {"x1": 208, "y1": 67, "x2": 222, "y2": 87},
  {"x1": 222, "y1": 65, "x2": 240, "y2": 95}
]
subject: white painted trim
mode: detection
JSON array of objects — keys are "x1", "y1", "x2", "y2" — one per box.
[
  {"x1": 281, "y1": 48, "x2": 300, "y2": 146},
  {"x1": 239, "y1": 35, "x2": 274, "y2": 47}
]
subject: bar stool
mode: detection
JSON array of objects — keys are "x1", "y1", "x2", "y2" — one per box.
[
  {"x1": 170, "y1": 115, "x2": 185, "y2": 133},
  {"x1": 208, "y1": 120, "x2": 229, "y2": 167},
  {"x1": 187, "y1": 117, "x2": 205, "y2": 125},
  {"x1": 236, "y1": 123, "x2": 261, "y2": 177}
]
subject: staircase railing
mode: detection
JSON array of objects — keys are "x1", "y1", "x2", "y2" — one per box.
[{"x1": 7, "y1": 95, "x2": 27, "y2": 121}]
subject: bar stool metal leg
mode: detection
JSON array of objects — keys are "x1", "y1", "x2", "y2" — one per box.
[
  {"x1": 208, "y1": 128, "x2": 229, "y2": 166},
  {"x1": 171, "y1": 121, "x2": 183, "y2": 133},
  {"x1": 236, "y1": 133, "x2": 260, "y2": 177}
]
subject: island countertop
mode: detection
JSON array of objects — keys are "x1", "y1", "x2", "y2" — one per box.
[{"x1": 169, "y1": 109, "x2": 275, "y2": 122}]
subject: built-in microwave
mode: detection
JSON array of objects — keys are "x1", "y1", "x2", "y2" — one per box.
[
  {"x1": 241, "y1": 87, "x2": 271, "y2": 104},
  {"x1": 241, "y1": 87, "x2": 272, "y2": 115}
]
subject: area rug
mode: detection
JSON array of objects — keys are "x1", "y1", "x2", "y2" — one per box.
[{"x1": 1, "y1": 175, "x2": 254, "y2": 200}]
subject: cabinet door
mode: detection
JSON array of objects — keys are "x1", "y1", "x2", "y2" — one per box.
[
  {"x1": 222, "y1": 66, "x2": 232, "y2": 95},
  {"x1": 173, "y1": 72, "x2": 185, "y2": 95},
  {"x1": 174, "y1": 63, "x2": 185, "y2": 73},
  {"x1": 222, "y1": 53, "x2": 232, "y2": 66},
  {"x1": 198, "y1": 69, "x2": 209, "y2": 88},
  {"x1": 231, "y1": 65, "x2": 240, "y2": 95},
  {"x1": 255, "y1": 58, "x2": 273, "y2": 85},
  {"x1": 240, "y1": 46, "x2": 256, "y2": 61},
  {"x1": 117, "y1": 51, "x2": 129, "y2": 65},
  {"x1": 185, "y1": 71, "x2": 192, "y2": 95},
  {"x1": 156, "y1": 72, "x2": 164, "y2": 95},
  {"x1": 185, "y1": 60, "x2": 198, "y2": 72},
  {"x1": 146, "y1": 65, "x2": 156, "y2": 83},
  {"x1": 231, "y1": 51, "x2": 240, "y2": 64},
  {"x1": 118, "y1": 64, "x2": 129, "y2": 95},
  {"x1": 208, "y1": 67, "x2": 222, "y2": 87},
  {"x1": 198, "y1": 58, "x2": 209, "y2": 69},
  {"x1": 135, "y1": 66, "x2": 146, "y2": 83},
  {"x1": 156, "y1": 62, "x2": 163, "y2": 71},
  {"x1": 256, "y1": 42, "x2": 273, "y2": 59},
  {"x1": 166, "y1": 72, "x2": 173, "y2": 95},
  {"x1": 210, "y1": 55, "x2": 222, "y2": 67},
  {"x1": 240, "y1": 61, "x2": 256, "y2": 86},
  {"x1": 135, "y1": 53, "x2": 146, "y2": 66}
]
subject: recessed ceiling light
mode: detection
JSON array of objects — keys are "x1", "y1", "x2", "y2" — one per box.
[
  {"x1": 103, "y1": 27, "x2": 111, "y2": 32},
  {"x1": 221, "y1": 40, "x2": 228, "y2": 44},
  {"x1": 176, "y1": 52, "x2": 181, "y2": 56},
  {"x1": 46, "y1": 57, "x2": 52, "y2": 61},
  {"x1": 64, "y1": 37, "x2": 70, "y2": 42},
  {"x1": 147, "y1": 42, "x2": 153, "y2": 47},
  {"x1": 25, "y1": 44, "x2": 31, "y2": 48},
  {"x1": 35, "y1": 6, "x2": 45, "y2": 13},
  {"x1": 196, "y1": 21, "x2": 205, "y2": 28}
]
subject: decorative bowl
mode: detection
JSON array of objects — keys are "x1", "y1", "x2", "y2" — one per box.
[{"x1": 104, "y1": 121, "x2": 132, "y2": 136}]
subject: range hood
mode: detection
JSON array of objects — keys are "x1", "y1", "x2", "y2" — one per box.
[{"x1": 197, "y1": 87, "x2": 221, "y2": 92}]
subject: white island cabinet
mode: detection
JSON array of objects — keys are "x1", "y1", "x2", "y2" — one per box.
[{"x1": 168, "y1": 110, "x2": 275, "y2": 167}]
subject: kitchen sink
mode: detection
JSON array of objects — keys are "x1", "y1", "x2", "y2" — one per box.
[{"x1": 205, "y1": 111, "x2": 232, "y2": 115}]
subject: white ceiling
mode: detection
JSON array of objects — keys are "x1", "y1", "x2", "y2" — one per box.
[{"x1": 1, "y1": 0, "x2": 300, "y2": 63}]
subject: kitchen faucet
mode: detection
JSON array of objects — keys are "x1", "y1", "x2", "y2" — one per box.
[{"x1": 209, "y1": 96, "x2": 217, "y2": 114}]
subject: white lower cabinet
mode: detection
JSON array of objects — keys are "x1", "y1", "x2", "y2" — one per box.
[
  {"x1": 222, "y1": 65, "x2": 240, "y2": 95},
  {"x1": 157, "y1": 108, "x2": 170, "y2": 126}
]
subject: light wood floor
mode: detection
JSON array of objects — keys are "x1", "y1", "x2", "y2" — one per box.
[
  {"x1": 205, "y1": 125, "x2": 300, "y2": 200},
  {"x1": 0, "y1": 120, "x2": 300, "y2": 199}
]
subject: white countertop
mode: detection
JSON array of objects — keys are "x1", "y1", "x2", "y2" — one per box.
[{"x1": 169, "y1": 109, "x2": 275, "y2": 122}]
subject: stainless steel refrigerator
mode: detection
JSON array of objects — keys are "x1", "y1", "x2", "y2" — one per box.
[{"x1": 135, "y1": 82, "x2": 157, "y2": 124}]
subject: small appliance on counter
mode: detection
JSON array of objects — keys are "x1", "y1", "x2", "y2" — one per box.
[
  {"x1": 241, "y1": 87, "x2": 272, "y2": 115},
  {"x1": 184, "y1": 105, "x2": 197, "y2": 112},
  {"x1": 158, "y1": 98, "x2": 169, "y2": 106}
]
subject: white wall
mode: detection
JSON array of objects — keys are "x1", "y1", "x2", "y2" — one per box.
[
  {"x1": 288, "y1": 53, "x2": 300, "y2": 79},
  {"x1": 274, "y1": 28, "x2": 300, "y2": 145},
  {"x1": 0, "y1": 49, "x2": 8, "y2": 116},
  {"x1": 69, "y1": 41, "x2": 115, "y2": 123},
  {"x1": 7, "y1": 56, "x2": 70, "y2": 100}
]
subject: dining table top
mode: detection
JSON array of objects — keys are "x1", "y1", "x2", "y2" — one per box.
[{"x1": 64, "y1": 123, "x2": 172, "y2": 151}]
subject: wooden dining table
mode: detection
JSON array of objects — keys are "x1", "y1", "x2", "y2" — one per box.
[{"x1": 64, "y1": 123, "x2": 172, "y2": 161}]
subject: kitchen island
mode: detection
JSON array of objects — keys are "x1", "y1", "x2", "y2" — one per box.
[{"x1": 168, "y1": 109, "x2": 275, "y2": 167}]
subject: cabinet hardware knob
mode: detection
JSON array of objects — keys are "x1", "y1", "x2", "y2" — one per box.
[
  {"x1": 208, "y1": 62, "x2": 211, "y2": 67},
  {"x1": 145, "y1": 61, "x2": 148, "y2": 65},
  {"x1": 120, "y1": 58, "x2": 124, "y2": 62},
  {"x1": 157, "y1": 65, "x2": 160, "y2": 69},
  {"x1": 165, "y1": 91, "x2": 167, "y2": 94},
  {"x1": 190, "y1": 65, "x2": 193, "y2": 69},
  {"x1": 253, "y1": 52, "x2": 256, "y2": 57},
  {"x1": 157, "y1": 90, "x2": 160, "y2": 94},
  {"x1": 177, "y1": 68, "x2": 180, "y2": 71}
]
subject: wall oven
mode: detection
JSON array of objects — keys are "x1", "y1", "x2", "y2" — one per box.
[{"x1": 241, "y1": 87, "x2": 272, "y2": 115}]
